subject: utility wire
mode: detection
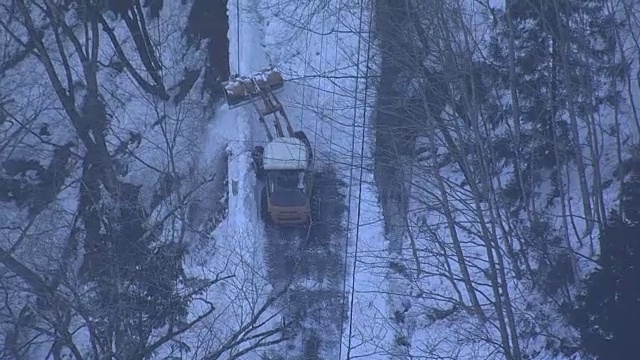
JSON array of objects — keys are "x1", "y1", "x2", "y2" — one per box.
[
  {"x1": 339, "y1": 0, "x2": 367, "y2": 357},
  {"x1": 346, "y1": 1, "x2": 374, "y2": 357},
  {"x1": 236, "y1": 0, "x2": 241, "y2": 74},
  {"x1": 299, "y1": 3, "x2": 312, "y2": 125},
  {"x1": 336, "y1": 0, "x2": 351, "y2": 355},
  {"x1": 328, "y1": 0, "x2": 342, "y2": 163},
  {"x1": 314, "y1": 0, "x2": 328, "y2": 163}
]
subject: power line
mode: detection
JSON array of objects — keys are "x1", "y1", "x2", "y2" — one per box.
[
  {"x1": 299, "y1": 3, "x2": 312, "y2": 123},
  {"x1": 339, "y1": 0, "x2": 368, "y2": 357},
  {"x1": 236, "y1": 0, "x2": 241, "y2": 74},
  {"x1": 314, "y1": 0, "x2": 328, "y2": 162},
  {"x1": 328, "y1": 0, "x2": 341, "y2": 164},
  {"x1": 336, "y1": 0, "x2": 351, "y2": 355},
  {"x1": 346, "y1": 0, "x2": 374, "y2": 357}
]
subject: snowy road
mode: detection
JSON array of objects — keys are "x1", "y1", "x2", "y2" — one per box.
[
  {"x1": 223, "y1": 0, "x2": 390, "y2": 358},
  {"x1": 262, "y1": 169, "x2": 348, "y2": 358}
]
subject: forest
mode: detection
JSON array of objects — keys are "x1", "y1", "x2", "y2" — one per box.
[
  {"x1": 374, "y1": 0, "x2": 640, "y2": 358},
  {"x1": 0, "y1": 0, "x2": 638, "y2": 359}
]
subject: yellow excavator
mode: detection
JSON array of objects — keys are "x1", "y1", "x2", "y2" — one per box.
[{"x1": 222, "y1": 69, "x2": 314, "y2": 226}]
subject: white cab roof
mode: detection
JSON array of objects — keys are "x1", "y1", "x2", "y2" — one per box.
[{"x1": 263, "y1": 137, "x2": 308, "y2": 170}]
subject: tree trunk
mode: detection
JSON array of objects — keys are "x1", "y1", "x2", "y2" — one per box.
[
  {"x1": 552, "y1": 0, "x2": 594, "y2": 236},
  {"x1": 505, "y1": 0, "x2": 535, "y2": 221}
]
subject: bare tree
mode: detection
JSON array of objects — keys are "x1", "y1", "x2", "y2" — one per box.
[
  {"x1": 0, "y1": 0, "x2": 288, "y2": 358},
  {"x1": 366, "y1": 0, "x2": 622, "y2": 357}
]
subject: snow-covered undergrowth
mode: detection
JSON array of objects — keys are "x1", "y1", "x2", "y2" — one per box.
[
  {"x1": 0, "y1": 1, "x2": 281, "y2": 358},
  {"x1": 374, "y1": 0, "x2": 640, "y2": 358},
  {"x1": 6, "y1": 0, "x2": 635, "y2": 358},
  {"x1": 1, "y1": 0, "x2": 391, "y2": 357}
]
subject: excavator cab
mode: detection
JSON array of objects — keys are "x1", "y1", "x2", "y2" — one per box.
[{"x1": 256, "y1": 136, "x2": 314, "y2": 225}]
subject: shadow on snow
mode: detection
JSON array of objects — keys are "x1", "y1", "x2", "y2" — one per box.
[{"x1": 262, "y1": 167, "x2": 348, "y2": 359}]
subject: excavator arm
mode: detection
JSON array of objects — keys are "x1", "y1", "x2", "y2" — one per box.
[{"x1": 222, "y1": 68, "x2": 295, "y2": 141}]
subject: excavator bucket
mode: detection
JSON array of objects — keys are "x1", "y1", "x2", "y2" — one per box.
[{"x1": 223, "y1": 68, "x2": 284, "y2": 108}]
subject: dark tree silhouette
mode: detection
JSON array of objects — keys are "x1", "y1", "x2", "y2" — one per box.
[{"x1": 572, "y1": 157, "x2": 640, "y2": 359}]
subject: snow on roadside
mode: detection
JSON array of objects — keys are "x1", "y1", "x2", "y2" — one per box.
[
  {"x1": 171, "y1": 0, "x2": 285, "y2": 357},
  {"x1": 178, "y1": 105, "x2": 275, "y2": 359}
]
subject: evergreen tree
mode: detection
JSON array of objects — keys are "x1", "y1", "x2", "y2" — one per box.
[
  {"x1": 488, "y1": 0, "x2": 622, "y2": 206},
  {"x1": 573, "y1": 160, "x2": 640, "y2": 359},
  {"x1": 78, "y1": 161, "x2": 202, "y2": 357}
]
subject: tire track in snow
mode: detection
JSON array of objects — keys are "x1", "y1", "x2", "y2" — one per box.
[
  {"x1": 228, "y1": 0, "x2": 356, "y2": 357},
  {"x1": 262, "y1": 168, "x2": 349, "y2": 359}
]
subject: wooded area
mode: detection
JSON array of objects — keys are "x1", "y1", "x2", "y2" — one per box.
[
  {"x1": 373, "y1": 0, "x2": 640, "y2": 358},
  {"x1": 0, "y1": 0, "x2": 638, "y2": 358}
]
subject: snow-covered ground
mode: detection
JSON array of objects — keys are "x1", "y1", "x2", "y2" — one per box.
[
  {"x1": 0, "y1": 0, "x2": 282, "y2": 357},
  {"x1": 369, "y1": 1, "x2": 640, "y2": 358},
  {"x1": 6, "y1": 0, "x2": 631, "y2": 358},
  {"x1": 189, "y1": 0, "x2": 640, "y2": 355},
  {"x1": 212, "y1": 0, "x2": 391, "y2": 358},
  {"x1": 2, "y1": 0, "x2": 390, "y2": 357}
]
